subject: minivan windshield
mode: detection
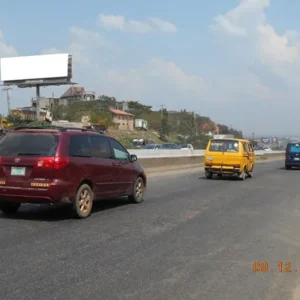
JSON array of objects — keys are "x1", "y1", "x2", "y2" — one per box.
[
  {"x1": 0, "y1": 133, "x2": 59, "y2": 156},
  {"x1": 287, "y1": 143, "x2": 300, "y2": 153},
  {"x1": 209, "y1": 139, "x2": 239, "y2": 152}
]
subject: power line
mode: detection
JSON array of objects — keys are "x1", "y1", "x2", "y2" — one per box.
[{"x1": 1, "y1": 87, "x2": 12, "y2": 115}]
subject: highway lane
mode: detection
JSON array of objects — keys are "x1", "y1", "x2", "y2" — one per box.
[{"x1": 1, "y1": 160, "x2": 300, "y2": 299}]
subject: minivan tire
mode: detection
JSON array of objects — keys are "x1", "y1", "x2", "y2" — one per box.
[
  {"x1": 285, "y1": 165, "x2": 291, "y2": 170},
  {"x1": 72, "y1": 184, "x2": 94, "y2": 219},
  {"x1": 129, "y1": 177, "x2": 145, "y2": 203},
  {"x1": 0, "y1": 202, "x2": 21, "y2": 215},
  {"x1": 248, "y1": 168, "x2": 254, "y2": 178},
  {"x1": 205, "y1": 171, "x2": 213, "y2": 179},
  {"x1": 239, "y1": 167, "x2": 247, "y2": 181}
]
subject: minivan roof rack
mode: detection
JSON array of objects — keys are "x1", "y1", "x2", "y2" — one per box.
[
  {"x1": 13, "y1": 126, "x2": 104, "y2": 134},
  {"x1": 13, "y1": 126, "x2": 59, "y2": 131}
]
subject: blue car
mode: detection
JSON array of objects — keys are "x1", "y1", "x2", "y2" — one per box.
[{"x1": 285, "y1": 143, "x2": 300, "y2": 169}]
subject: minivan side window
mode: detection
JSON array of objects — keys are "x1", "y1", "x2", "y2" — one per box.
[
  {"x1": 242, "y1": 142, "x2": 248, "y2": 153},
  {"x1": 109, "y1": 139, "x2": 129, "y2": 161},
  {"x1": 248, "y1": 143, "x2": 253, "y2": 152},
  {"x1": 90, "y1": 135, "x2": 112, "y2": 159},
  {"x1": 69, "y1": 135, "x2": 91, "y2": 157}
]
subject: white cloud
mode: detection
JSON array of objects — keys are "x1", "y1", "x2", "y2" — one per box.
[
  {"x1": 211, "y1": 0, "x2": 300, "y2": 93},
  {"x1": 257, "y1": 24, "x2": 298, "y2": 63},
  {"x1": 69, "y1": 26, "x2": 109, "y2": 65},
  {"x1": 0, "y1": 30, "x2": 18, "y2": 57},
  {"x1": 148, "y1": 18, "x2": 177, "y2": 33},
  {"x1": 212, "y1": 15, "x2": 247, "y2": 37},
  {"x1": 211, "y1": 0, "x2": 269, "y2": 37},
  {"x1": 107, "y1": 58, "x2": 204, "y2": 94},
  {"x1": 41, "y1": 47, "x2": 61, "y2": 55},
  {"x1": 147, "y1": 58, "x2": 203, "y2": 92},
  {"x1": 97, "y1": 14, "x2": 177, "y2": 34},
  {"x1": 69, "y1": 26, "x2": 107, "y2": 47},
  {"x1": 98, "y1": 14, "x2": 126, "y2": 31}
]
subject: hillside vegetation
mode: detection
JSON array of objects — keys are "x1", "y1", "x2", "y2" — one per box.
[{"x1": 8, "y1": 95, "x2": 243, "y2": 149}]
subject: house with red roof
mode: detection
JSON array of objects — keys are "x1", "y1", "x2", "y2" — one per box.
[{"x1": 109, "y1": 108, "x2": 134, "y2": 131}]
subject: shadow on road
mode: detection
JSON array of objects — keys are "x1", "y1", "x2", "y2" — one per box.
[
  {"x1": 198, "y1": 175, "x2": 240, "y2": 181},
  {"x1": 278, "y1": 167, "x2": 300, "y2": 171},
  {"x1": 0, "y1": 197, "x2": 131, "y2": 222}
]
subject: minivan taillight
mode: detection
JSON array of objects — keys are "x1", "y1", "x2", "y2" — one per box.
[{"x1": 35, "y1": 157, "x2": 69, "y2": 169}]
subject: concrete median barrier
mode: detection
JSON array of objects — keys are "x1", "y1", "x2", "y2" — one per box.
[{"x1": 132, "y1": 150, "x2": 285, "y2": 173}]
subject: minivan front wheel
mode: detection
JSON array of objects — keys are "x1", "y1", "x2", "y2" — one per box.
[
  {"x1": 129, "y1": 177, "x2": 145, "y2": 203},
  {"x1": 205, "y1": 171, "x2": 213, "y2": 179},
  {"x1": 72, "y1": 184, "x2": 94, "y2": 219},
  {"x1": 0, "y1": 202, "x2": 21, "y2": 215}
]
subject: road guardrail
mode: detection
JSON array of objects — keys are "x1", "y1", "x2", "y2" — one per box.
[
  {"x1": 128, "y1": 149, "x2": 285, "y2": 159},
  {"x1": 127, "y1": 149, "x2": 285, "y2": 173}
]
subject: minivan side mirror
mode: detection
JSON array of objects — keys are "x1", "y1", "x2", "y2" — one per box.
[{"x1": 130, "y1": 154, "x2": 138, "y2": 162}]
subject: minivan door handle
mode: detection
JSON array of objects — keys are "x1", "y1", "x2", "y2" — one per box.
[{"x1": 112, "y1": 162, "x2": 122, "y2": 168}]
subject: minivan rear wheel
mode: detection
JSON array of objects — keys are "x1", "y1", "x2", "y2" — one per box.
[
  {"x1": 72, "y1": 184, "x2": 94, "y2": 219},
  {"x1": 248, "y1": 168, "x2": 254, "y2": 178},
  {"x1": 239, "y1": 167, "x2": 247, "y2": 181},
  {"x1": 129, "y1": 177, "x2": 145, "y2": 203},
  {"x1": 0, "y1": 202, "x2": 21, "y2": 215}
]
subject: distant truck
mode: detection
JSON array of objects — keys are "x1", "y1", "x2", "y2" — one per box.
[{"x1": 134, "y1": 119, "x2": 148, "y2": 130}]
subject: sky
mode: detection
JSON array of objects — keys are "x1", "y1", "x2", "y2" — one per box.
[{"x1": 0, "y1": 0, "x2": 300, "y2": 137}]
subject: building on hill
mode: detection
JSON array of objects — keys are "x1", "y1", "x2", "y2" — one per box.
[
  {"x1": 59, "y1": 86, "x2": 96, "y2": 105},
  {"x1": 10, "y1": 107, "x2": 49, "y2": 121},
  {"x1": 29, "y1": 87, "x2": 96, "y2": 111},
  {"x1": 109, "y1": 108, "x2": 134, "y2": 131},
  {"x1": 31, "y1": 97, "x2": 59, "y2": 110}
]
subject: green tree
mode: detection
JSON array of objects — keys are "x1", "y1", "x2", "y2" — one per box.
[
  {"x1": 127, "y1": 101, "x2": 152, "y2": 116},
  {"x1": 7, "y1": 111, "x2": 23, "y2": 126},
  {"x1": 97, "y1": 95, "x2": 117, "y2": 109},
  {"x1": 51, "y1": 105, "x2": 67, "y2": 120},
  {"x1": 159, "y1": 109, "x2": 169, "y2": 141},
  {"x1": 90, "y1": 110, "x2": 112, "y2": 126}
]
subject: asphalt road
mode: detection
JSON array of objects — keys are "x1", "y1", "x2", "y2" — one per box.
[{"x1": 1, "y1": 160, "x2": 300, "y2": 300}]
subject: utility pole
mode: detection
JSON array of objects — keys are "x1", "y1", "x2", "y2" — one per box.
[
  {"x1": 160, "y1": 105, "x2": 165, "y2": 119},
  {"x1": 193, "y1": 112, "x2": 198, "y2": 136},
  {"x1": 2, "y1": 87, "x2": 12, "y2": 115}
]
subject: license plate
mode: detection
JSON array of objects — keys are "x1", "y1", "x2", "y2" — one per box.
[{"x1": 11, "y1": 167, "x2": 26, "y2": 176}]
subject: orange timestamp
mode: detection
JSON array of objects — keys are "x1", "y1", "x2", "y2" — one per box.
[{"x1": 253, "y1": 261, "x2": 297, "y2": 273}]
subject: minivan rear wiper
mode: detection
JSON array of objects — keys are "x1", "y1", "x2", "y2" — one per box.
[{"x1": 17, "y1": 152, "x2": 43, "y2": 156}]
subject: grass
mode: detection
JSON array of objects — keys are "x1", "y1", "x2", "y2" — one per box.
[{"x1": 107, "y1": 128, "x2": 162, "y2": 148}]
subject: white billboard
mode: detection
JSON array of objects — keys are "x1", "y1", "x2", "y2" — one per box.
[{"x1": 0, "y1": 53, "x2": 69, "y2": 82}]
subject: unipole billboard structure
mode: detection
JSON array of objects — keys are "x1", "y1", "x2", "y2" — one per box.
[{"x1": 0, "y1": 53, "x2": 75, "y2": 120}]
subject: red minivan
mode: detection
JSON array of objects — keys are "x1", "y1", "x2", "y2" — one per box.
[{"x1": 0, "y1": 126, "x2": 147, "y2": 218}]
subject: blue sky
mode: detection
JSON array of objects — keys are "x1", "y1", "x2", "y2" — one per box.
[{"x1": 1, "y1": 0, "x2": 300, "y2": 136}]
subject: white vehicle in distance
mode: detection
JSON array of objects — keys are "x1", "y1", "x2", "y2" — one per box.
[
  {"x1": 143, "y1": 144, "x2": 161, "y2": 149},
  {"x1": 180, "y1": 144, "x2": 194, "y2": 150},
  {"x1": 263, "y1": 147, "x2": 272, "y2": 151}
]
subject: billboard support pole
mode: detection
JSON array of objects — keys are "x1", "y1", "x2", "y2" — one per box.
[{"x1": 36, "y1": 85, "x2": 40, "y2": 121}]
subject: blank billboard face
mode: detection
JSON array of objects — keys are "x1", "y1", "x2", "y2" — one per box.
[{"x1": 0, "y1": 53, "x2": 69, "y2": 82}]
